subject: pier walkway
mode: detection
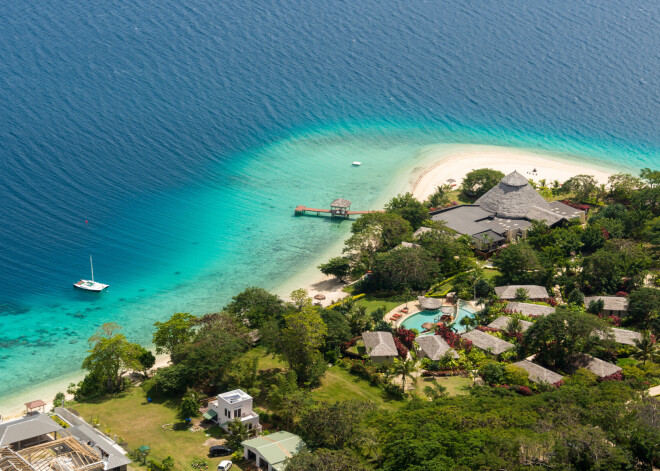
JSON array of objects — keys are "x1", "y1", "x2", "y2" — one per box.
[{"x1": 294, "y1": 205, "x2": 383, "y2": 218}]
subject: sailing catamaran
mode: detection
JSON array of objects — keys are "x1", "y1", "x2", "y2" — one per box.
[{"x1": 73, "y1": 255, "x2": 109, "y2": 292}]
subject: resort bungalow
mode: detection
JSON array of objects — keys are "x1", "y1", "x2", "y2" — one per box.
[
  {"x1": 461, "y1": 329, "x2": 515, "y2": 356},
  {"x1": 505, "y1": 302, "x2": 555, "y2": 317},
  {"x1": 487, "y1": 316, "x2": 533, "y2": 333},
  {"x1": 430, "y1": 171, "x2": 585, "y2": 251},
  {"x1": 241, "y1": 431, "x2": 305, "y2": 471},
  {"x1": 416, "y1": 335, "x2": 458, "y2": 361},
  {"x1": 573, "y1": 354, "x2": 622, "y2": 378},
  {"x1": 362, "y1": 331, "x2": 398, "y2": 363},
  {"x1": 54, "y1": 407, "x2": 131, "y2": 471},
  {"x1": 584, "y1": 296, "x2": 629, "y2": 316},
  {"x1": 206, "y1": 389, "x2": 260, "y2": 433},
  {"x1": 393, "y1": 241, "x2": 421, "y2": 250},
  {"x1": 495, "y1": 285, "x2": 549, "y2": 300},
  {"x1": 512, "y1": 360, "x2": 563, "y2": 385},
  {"x1": 596, "y1": 327, "x2": 642, "y2": 346},
  {"x1": 0, "y1": 413, "x2": 63, "y2": 451}
]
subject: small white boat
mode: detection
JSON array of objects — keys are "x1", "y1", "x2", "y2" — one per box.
[
  {"x1": 74, "y1": 255, "x2": 109, "y2": 292},
  {"x1": 352, "y1": 161, "x2": 362, "y2": 166}
]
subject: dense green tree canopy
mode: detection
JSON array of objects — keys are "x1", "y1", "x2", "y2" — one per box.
[
  {"x1": 318, "y1": 257, "x2": 352, "y2": 282},
  {"x1": 369, "y1": 246, "x2": 439, "y2": 291},
  {"x1": 153, "y1": 312, "x2": 197, "y2": 357},
  {"x1": 460, "y1": 168, "x2": 505, "y2": 199},
  {"x1": 286, "y1": 449, "x2": 372, "y2": 471},
  {"x1": 522, "y1": 308, "x2": 612, "y2": 370},
  {"x1": 626, "y1": 288, "x2": 660, "y2": 333},
  {"x1": 493, "y1": 242, "x2": 549, "y2": 285},
  {"x1": 280, "y1": 307, "x2": 328, "y2": 386},
  {"x1": 224, "y1": 287, "x2": 285, "y2": 328},
  {"x1": 384, "y1": 193, "x2": 428, "y2": 230}
]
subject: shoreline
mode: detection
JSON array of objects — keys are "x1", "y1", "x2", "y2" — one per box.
[{"x1": 0, "y1": 143, "x2": 624, "y2": 418}]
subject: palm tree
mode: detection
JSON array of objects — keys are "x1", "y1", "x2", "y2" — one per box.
[
  {"x1": 346, "y1": 305, "x2": 368, "y2": 336},
  {"x1": 632, "y1": 331, "x2": 659, "y2": 365},
  {"x1": 391, "y1": 356, "x2": 418, "y2": 393}
]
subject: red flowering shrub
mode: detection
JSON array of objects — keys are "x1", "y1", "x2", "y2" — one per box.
[
  {"x1": 600, "y1": 371, "x2": 624, "y2": 382},
  {"x1": 560, "y1": 200, "x2": 590, "y2": 212},
  {"x1": 421, "y1": 370, "x2": 467, "y2": 377},
  {"x1": 552, "y1": 380, "x2": 564, "y2": 388},
  {"x1": 539, "y1": 298, "x2": 558, "y2": 307},
  {"x1": 394, "y1": 327, "x2": 416, "y2": 349},
  {"x1": 597, "y1": 313, "x2": 622, "y2": 326},
  {"x1": 476, "y1": 325, "x2": 499, "y2": 333},
  {"x1": 340, "y1": 336, "x2": 359, "y2": 351},
  {"x1": 393, "y1": 337, "x2": 408, "y2": 358},
  {"x1": 615, "y1": 291, "x2": 628, "y2": 297},
  {"x1": 517, "y1": 386, "x2": 533, "y2": 396},
  {"x1": 435, "y1": 324, "x2": 472, "y2": 351}
]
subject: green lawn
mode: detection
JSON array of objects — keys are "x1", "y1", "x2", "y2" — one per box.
[
  {"x1": 71, "y1": 387, "x2": 243, "y2": 471},
  {"x1": 481, "y1": 268, "x2": 501, "y2": 281},
  {"x1": 312, "y1": 366, "x2": 403, "y2": 411},
  {"x1": 414, "y1": 376, "x2": 473, "y2": 397},
  {"x1": 355, "y1": 294, "x2": 409, "y2": 314}
]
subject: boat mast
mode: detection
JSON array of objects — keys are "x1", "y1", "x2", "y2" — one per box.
[{"x1": 90, "y1": 254, "x2": 94, "y2": 282}]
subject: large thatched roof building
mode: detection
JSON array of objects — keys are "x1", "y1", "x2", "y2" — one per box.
[
  {"x1": 417, "y1": 296, "x2": 443, "y2": 311},
  {"x1": 429, "y1": 171, "x2": 585, "y2": 250}
]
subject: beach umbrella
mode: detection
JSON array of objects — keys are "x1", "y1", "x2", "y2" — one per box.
[
  {"x1": 314, "y1": 294, "x2": 326, "y2": 300},
  {"x1": 447, "y1": 178, "x2": 456, "y2": 183}
]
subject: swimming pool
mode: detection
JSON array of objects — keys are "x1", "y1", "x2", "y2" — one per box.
[{"x1": 401, "y1": 305, "x2": 476, "y2": 334}]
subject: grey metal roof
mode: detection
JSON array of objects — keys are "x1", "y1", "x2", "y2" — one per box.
[
  {"x1": 475, "y1": 172, "x2": 551, "y2": 219},
  {"x1": 417, "y1": 296, "x2": 443, "y2": 310},
  {"x1": 361, "y1": 331, "x2": 398, "y2": 357},
  {"x1": 505, "y1": 302, "x2": 555, "y2": 316},
  {"x1": 584, "y1": 296, "x2": 628, "y2": 312},
  {"x1": 512, "y1": 360, "x2": 563, "y2": 384},
  {"x1": 495, "y1": 285, "x2": 549, "y2": 300},
  {"x1": 525, "y1": 206, "x2": 564, "y2": 226},
  {"x1": 330, "y1": 198, "x2": 351, "y2": 208},
  {"x1": 573, "y1": 354, "x2": 622, "y2": 378},
  {"x1": 487, "y1": 316, "x2": 533, "y2": 332},
  {"x1": 461, "y1": 329, "x2": 515, "y2": 355},
  {"x1": 471, "y1": 230, "x2": 505, "y2": 244},
  {"x1": 547, "y1": 201, "x2": 585, "y2": 219},
  {"x1": 430, "y1": 205, "x2": 496, "y2": 236},
  {"x1": 0, "y1": 413, "x2": 63, "y2": 447},
  {"x1": 416, "y1": 335, "x2": 458, "y2": 360}
]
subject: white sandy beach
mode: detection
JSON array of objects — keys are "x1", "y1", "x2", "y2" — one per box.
[{"x1": 1, "y1": 143, "x2": 622, "y2": 418}]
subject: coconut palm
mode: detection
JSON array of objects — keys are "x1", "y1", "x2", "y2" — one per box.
[
  {"x1": 632, "y1": 330, "x2": 659, "y2": 365},
  {"x1": 391, "y1": 356, "x2": 418, "y2": 393}
]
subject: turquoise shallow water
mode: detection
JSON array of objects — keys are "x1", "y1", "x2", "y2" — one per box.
[{"x1": 1, "y1": 0, "x2": 660, "y2": 406}]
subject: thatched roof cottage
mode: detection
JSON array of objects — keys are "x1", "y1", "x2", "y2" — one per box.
[
  {"x1": 416, "y1": 335, "x2": 459, "y2": 360},
  {"x1": 495, "y1": 285, "x2": 549, "y2": 300},
  {"x1": 461, "y1": 329, "x2": 515, "y2": 356},
  {"x1": 505, "y1": 302, "x2": 556, "y2": 316},
  {"x1": 361, "y1": 331, "x2": 398, "y2": 363},
  {"x1": 487, "y1": 316, "x2": 533, "y2": 332},
  {"x1": 512, "y1": 360, "x2": 563, "y2": 385},
  {"x1": 584, "y1": 296, "x2": 629, "y2": 316}
]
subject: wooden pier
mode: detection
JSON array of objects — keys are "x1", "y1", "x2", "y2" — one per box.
[
  {"x1": 294, "y1": 205, "x2": 382, "y2": 218},
  {"x1": 294, "y1": 198, "x2": 382, "y2": 218}
]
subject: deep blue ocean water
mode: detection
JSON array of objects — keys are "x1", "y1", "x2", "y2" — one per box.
[{"x1": 1, "y1": 0, "x2": 659, "y2": 404}]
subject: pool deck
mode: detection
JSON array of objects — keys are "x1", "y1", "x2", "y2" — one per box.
[{"x1": 386, "y1": 299, "x2": 480, "y2": 329}]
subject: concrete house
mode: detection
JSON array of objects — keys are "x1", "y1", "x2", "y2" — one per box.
[
  {"x1": 242, "y1": 431, "x2": 305, "y2": 471},
  {"x1": 207, "y1": 389, "x2": 260, "y2": 433}
]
